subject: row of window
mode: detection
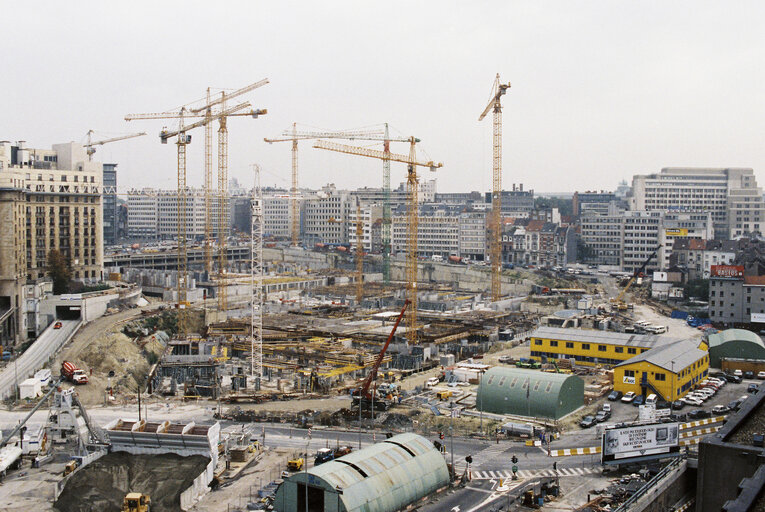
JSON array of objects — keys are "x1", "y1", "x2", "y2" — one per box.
[{"x1": 533, "y1": 339, "x2": 643, "y2": 355}]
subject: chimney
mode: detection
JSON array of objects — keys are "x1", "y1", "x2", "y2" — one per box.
[{"x1": 519, "y1": 184, "x2": 523, "y2": 192}]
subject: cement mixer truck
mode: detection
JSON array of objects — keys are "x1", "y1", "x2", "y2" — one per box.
[{"x1": 61, "y1": 361, "x2": 88, "y2": 385}]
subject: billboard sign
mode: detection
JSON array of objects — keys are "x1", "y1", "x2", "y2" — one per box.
[
  {"x1": 711, "y1": 265, "x2": 744, "y2": 278},
  {"x1": 602, "y1": 423, "x2": 680, "y2": 463},
  {"x1": 665, "y1": 228, "x2": 688, "y2": 237},
  {"x1": 653, "y1": 271, "x2": 668, "y2": 282},
  {"x1": 623, "y1": 376, "x2": 636, "y2": 385},
  {"x1": 752, "y1": 313, "x2": 765, "y2": 323}
]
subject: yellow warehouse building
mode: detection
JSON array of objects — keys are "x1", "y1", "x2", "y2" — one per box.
[
  {"x1": 529, "y1": 327, "x2": 679, "y2": 367},
  {"x1": 613, "y1": 338, "x2": 709, "y2": 402}
]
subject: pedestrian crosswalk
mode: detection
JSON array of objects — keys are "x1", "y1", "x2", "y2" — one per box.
[{"x1": 471, "y1": 466, "x2": 600, "y2": 480}]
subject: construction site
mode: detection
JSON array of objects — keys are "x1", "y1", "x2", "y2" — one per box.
[{"x1": 0, "y1": 77, "x2": 703, "y2": 512}]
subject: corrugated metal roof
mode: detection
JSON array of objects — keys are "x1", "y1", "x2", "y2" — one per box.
[
  {"x1": 531, "y1": 327, "x2": 680, "y2": 348},
  {"x1": 707, "y1": 329, "x2": 764, "y2": 349},
  {"x1": 615, "y1": 339, "x2": 707, "y2": 372},
  {"x1": 476, "y1": 367, "x2": 584, "y2": 419},
  {"x1": 278, "y1": 433, "x2": 448, "y2": 512}
]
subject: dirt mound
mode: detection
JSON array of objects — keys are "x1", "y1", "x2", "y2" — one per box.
[{"x1": 53, "y1": 452, "x2": 210, "y2": 512}]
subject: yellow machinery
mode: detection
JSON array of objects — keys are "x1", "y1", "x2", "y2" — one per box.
[
  {"x1": 437, "y1": 390, "x2": 453, "y2": 400},
  {"x1": 313, "y1": 139, "x2": 442, "y2": 344},
  {"x1": 122, "y1": 493, "x2": 151, "y2": 512},
  {"x1": 63, "y1": 460, "x2": 79, "y2": 476},
  {"x1": 478, "y1": 74, "x2": 511, "y2": 302},
  {"x1": 287, "y1": 457, "x2": 304, "y2": 471}
]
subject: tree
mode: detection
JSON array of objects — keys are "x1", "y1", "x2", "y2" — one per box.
[
  {"x1": 48, "y1": 249, "x2": 71, "y2": 295},
  {"x1": 683, "y1": 279, "x2": 709, "y2": 300}
]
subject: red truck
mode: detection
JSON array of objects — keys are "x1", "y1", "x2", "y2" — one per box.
[{"x1": 61, "y1": 361, "x2": 88, "y2": 384}]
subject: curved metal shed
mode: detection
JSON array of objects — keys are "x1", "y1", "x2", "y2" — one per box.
[
  {"x1": 274, "y1": 432, "x2": 449, "y2": 512},
  {"x1": 476, "y1": 366, "x2": 584, "y2": 419},
  {"x1": 707, "y1": 329, "x2": 765, "y2": 367}
]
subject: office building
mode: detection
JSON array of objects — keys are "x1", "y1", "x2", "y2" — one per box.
[
  {"x1": 572, "y1": 190, "x2": 616, "y2": 216},
  {"x1": 631, "y1": 167, "x2": 764, "y2": 239},
  {"x1": 102, "y1": 163, "x2": 118, "y2": 245},
  {"x1": 126, "y1": 188, "x2": 227, "y2": 241}
]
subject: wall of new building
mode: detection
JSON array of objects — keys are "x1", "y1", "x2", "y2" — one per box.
[
  {"x1": 529, "y1": 329, "x2": 658, "y2": 368},
  {"x1": 613, "y1": 357, "x2": 708, "y2": 401}
]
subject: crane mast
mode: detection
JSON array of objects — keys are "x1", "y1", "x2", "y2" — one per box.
[
  {"x1": 479, "y1": 74, "x2": 511, "y2": 302},
  {"x1": 204, "y1": 88, "x2": 214, "y2": 273},
  {"x1": 291, "y1": 123, "x2": 299, "y2": 246},
  {"x1": 251, "y1": 164, "x2": 264, "y2": 387},
  {"x1": 356, "y1": 201, "x2": 364, "y2": 305},
  {"x1": 218, "y1": 91, "x2": 229, "y2": 313},
  {"x1": 312, "y1": 138, "x2": 442, "y2": 345},
  {"x1": 382, "y1": 123, "x2": 392, "y2": 284}
]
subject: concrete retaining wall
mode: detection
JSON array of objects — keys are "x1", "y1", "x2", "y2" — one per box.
[{"x1": 180, "y1": 457, "x2": 216, "y2": 510}]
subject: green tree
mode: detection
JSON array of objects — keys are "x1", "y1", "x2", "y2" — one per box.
[
  {"x1": 683, "y1": 279, "x2": 709, "y2": 300},
  {"x1": 47, "y1": 249, "x2": 71, "y2": 295}
]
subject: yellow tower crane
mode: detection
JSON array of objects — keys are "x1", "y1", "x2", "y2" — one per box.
[
  {"x1": 264, "y1": 126, "x2": 404, "y2": 247},
  {"x1": 479, "y1": 74, "x2": 511, "y2": 302},
  {"x1": 125, "y1": 101, "x2": 258, "y2": 335},
  {"x1": 187, "y1": 79, "x2": 269, "y2": 311},
  {"x1": 312, "y1": 139, "x2": 442, "y2": 345},
  {"x1": 355, "y1": 200, "x2": 364, "y2": 305}
]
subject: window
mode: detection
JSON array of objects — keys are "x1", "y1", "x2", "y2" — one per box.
[
  {"x1": 534, "y1": 339, "x2": 542, "y2": 345},
  {"x1": 598, "y1": 345, "x2": 607, "y2": 352},
  {"x1": 581, "y1": 343, "x2": 590, "y2": 350},
  {"x1": 565, "y1": 342, "x2": 574, "y2": 349},
  {"x1": 655, "y1": 373, "x2": 666, "y2": 381},
  {"x1": 624, "y1": 370, "x2": 635, "y2": 377},
  {"x1": 615, "y1": 347, "x2": 623, "y2": 353},
  {"x1": 550, "y1": 341, "x2": 558, "y2": 347}
]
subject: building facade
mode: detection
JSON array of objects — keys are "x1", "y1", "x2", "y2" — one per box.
[
  {"x1": 102, "y1": 163, "x2": 118, "y2": 245},
  {"x1": 126, "y1": 188, "x2": 227, "y2": 241},
  {"x1": 0, "y1": 140, "x2": 105, "y2": 344},
  {"x1": 709, "y1": 266, "x2": 765, "y2": 325}
]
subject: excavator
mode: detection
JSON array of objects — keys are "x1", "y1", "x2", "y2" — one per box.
[
  {"x1": 611, "y1": 244, "x2": 662, "y2": 311},
  {"x1": 351, "y1": 300, "x2": 410, "y2": 411}
]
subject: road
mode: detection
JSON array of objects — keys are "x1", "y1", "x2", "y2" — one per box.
[{"x1": 0, "y1": 319, "x2": 80, "y2": 400}]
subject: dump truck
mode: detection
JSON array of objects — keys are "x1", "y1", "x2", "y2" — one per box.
[
  {"x1": 61, "y1": 361, "x2": 88, "y2": 385},
  {"x1": 122, "y1": 493, "x2": 151, "y2": 512},
  {"x1": 287, "y1": 458, "x2": 304, "y2": 471}
]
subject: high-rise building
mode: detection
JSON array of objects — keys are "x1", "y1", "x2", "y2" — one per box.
[
  {"x1": 0, "y1": 140, "x2": 104, "y2": 345},
  {"x1": 631, "y1": 167, "x2": 764, "y2": 239},
  {"x1": 102, "y1": 163, "x2": 118, "y2": 245},
  {"x1": 302, "y1": 184, "x2": 350, "y2": 246},
  {"x1": 126, "y1": 188, "x2": 226, "y2": 240},
  {"x1": 572, "y1": 190, "x2": 616, "y2": 217},
  {"x1": 484, "y1": 184, "x2": 534, "y2": 217}
]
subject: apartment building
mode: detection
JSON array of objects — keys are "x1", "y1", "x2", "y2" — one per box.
[
  {"x1": 658, "y1": 212, "x2": 714, "y2": 269},
  {"x1": 347, "y1": 204, "x2": 382, "y2": 252},
  {"x1": 0, "y1": 140, "x2": 105, "y2": 344},
  {"x1": 670, "y1": 239, "x2": 737, "y2": 280},
  {"x1": 572, "y1": 190, "x2": 617, "y2": 216},
  {"x1": 484, "y1": 184, "x2": 535, "y2": 217},
  {"x1": 709, "y1": 266, "x2": 765, "y2": 325},
  {"x1": 458, "y1": 211, "x2": 486, "y2": 261},
  {"x1": 580, "y1": 210, "x2": 623, "y2": 267},
  {"x1": 126, "y1": 188, "x2": 227, "y2": 240},
  {"x1": 631, "y1": 167, "x2": 764, "y2": 239},
  {"x1": 502, "y1": 219, "x2": 574, "y2": 267},
  {"x1": 391, "y1": 205, "x2": 460, "y2": 258},
  {"x1": 351, "y1": 179, "x2": 436, "y2": 207}
]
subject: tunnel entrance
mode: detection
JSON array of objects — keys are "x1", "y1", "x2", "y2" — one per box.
[{"x1": 55, "y1": 305, "x2": 81, "y2": 321}]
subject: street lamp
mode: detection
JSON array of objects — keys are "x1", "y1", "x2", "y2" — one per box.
[
  {"x1": 670, "y1": 360, "x2": 675, "y2": 414},
  {"x1": 479, "y1": 369, "x2": 484, "y2": 434}
]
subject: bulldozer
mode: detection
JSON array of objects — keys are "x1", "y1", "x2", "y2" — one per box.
[{"x1": 122, "y1": 493, "x2": 151, "y2": 512}]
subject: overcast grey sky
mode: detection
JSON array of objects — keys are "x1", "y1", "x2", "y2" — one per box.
[{"x1": 2, "y1": 1, "x2": 764, "y2": 194}]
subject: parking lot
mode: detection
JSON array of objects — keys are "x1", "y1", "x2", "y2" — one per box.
[{"x1": 577, "y1": 374, "x2": 760, "y2": 430}]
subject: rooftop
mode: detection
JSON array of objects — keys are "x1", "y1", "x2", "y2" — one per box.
[
  {"x1": 615, "y1": 338, "x2": 707, "y2": 372},
  {"x1": 530, "y1": 326, "x2": 681, "y2": 348}
]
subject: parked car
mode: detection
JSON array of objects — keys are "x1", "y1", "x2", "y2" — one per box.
[
  {"x1": 671, "y1": 400, "x2": 685, "y2": 410},
  {"x1": 656, "y1": 400, "x2": 670, "y2": 409},
  {"x1": 595, "y1": 410, "x2": 611, "y2": 423},
  {"x1": 734, "y1": 369, "x2": 744, "y2": 378},
  {"x1": 729, "y1": 399, "x2": 743, "y2": 411},
  {"x1": 669, "y1": 413, "x2": 688, "y2": 422},
  {"x1": 712, "y1": 405, "x2": 730, "y2": 415},
  {"x1": 757, "y1": 372, "x2": 765, "y2": 380},
  {"x1": 725, "y1": 374, "x2": 742, "y2": 384},
  {"x1": 608, "y1": 391, "x2": 623, "y2": 401},
  {"x1": 688, "y1": 409, "x2": 711, "y2": 419},
  {"x1": 748, "y1": 383, "x2": 759, "y2": 393},
  {"x1": 745, "y1": 371, "x2": 755, "y2": 379},
  {"x1": 682, "y1": 396, "x2": 703, "y2": 407},
  {"x1": 602, "y1": 403, "x2": 612, "y2": 413},
  {"x1": 621, "y1": 392, "x2": 636, "y2": 403},
  {"x1": 53, "y1": 321, "x2": 62, "y2": 329},
  {"x1": 579, "y1": 416, "x2": 597, "y2": 428},
  {"x1": 633, "y1": 395, "x2": 645, "y2": 407}
]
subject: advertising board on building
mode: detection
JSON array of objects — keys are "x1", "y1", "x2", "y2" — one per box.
[
  {"x1": 752, "y1": 313, "x2": 765, "y2": 323},
  {"x1": 653, "y1": 271, "x2": 668, "y2": 282},
  {"x1": 623, "y1": 376, "x2": 636, "y2": 385},
  {"x1": 711, "y1": 265, "x2": 744, "y2": 278},
  {"x1": 602, "y1": 422, "x2": 680, "y2": 463},
  {"x1": 665, "y1": 229, "x2": 688, "y2": 237}
]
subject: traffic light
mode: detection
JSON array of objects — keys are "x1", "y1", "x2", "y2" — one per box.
[
  {"x1": 465, "y1": 455, "x2": 473, "y2": 464},
  {"x1": 439, "y1": 432, "x2": 445, "y2": 440},
  {"x1": 511, "y1": 455, "x2": 518, "y2": 464}
]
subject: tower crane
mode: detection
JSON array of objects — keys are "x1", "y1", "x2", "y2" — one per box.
[
  {"x1": 187, "y1": 79, "x2": 269, "y2": 312},
  {"x1": 264, "y1": 125, "x2": 404, "y2": 250},
  {"x1": 125, "y1": 100, "x2": 253, "y2": 336},
  {"x1": 312, "y1": 139, "x2": 442, "y2": 345},
  {"x1": 84, "y1": 130, "x2": 146, "y2": 160},
  {"x1": 479, "y1": 74, "x2": 511, "y2": 302}
]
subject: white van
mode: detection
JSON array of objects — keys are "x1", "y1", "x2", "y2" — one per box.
[
  {"x1": 426, "y1": 377, "x2": 440, "y2": 388},
  {"x1": 431, "y1": 255, "x2": 444, "y2": 262},
  {"x1": 645, "y1": 325, "x2": 667, "y2": 334},
  {"x1": 645, "y1": 393, "x2": 658, "y2": 405}
]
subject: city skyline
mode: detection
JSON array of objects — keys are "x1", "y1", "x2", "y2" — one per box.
[{"x1": 3, "y1": 2, "x2": 765, "y2": 194}]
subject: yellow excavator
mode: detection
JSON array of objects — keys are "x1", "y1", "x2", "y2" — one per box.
[
  {"x1": 612, "y1": 245, "x2": 661, "y2": 311},
  {"x1": 122, "y1": 493, "x2": 151, "y2": 512}
]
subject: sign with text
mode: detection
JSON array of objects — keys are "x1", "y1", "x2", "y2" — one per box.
[
  {"x1": 752, "y1": 313, "x2": 765, "y2": 323},
  {"x1": 623, "y1": 376, "x2": 636, "y2": 385},
  {"x1": 602, "y1": 422, "x2": 680, "y2": 463},
  {"x1": 665, "y1": 229, "x2": 688, "y2": 237},
  {"x1": 711, "y1": 265, "x2": 744, "y2": 278}
]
